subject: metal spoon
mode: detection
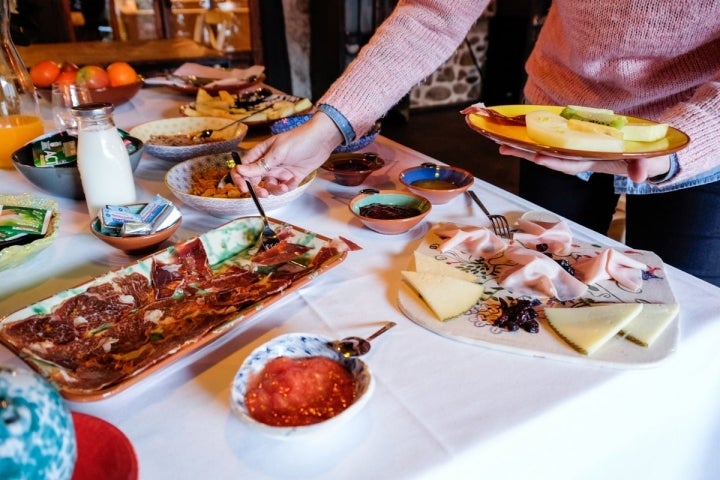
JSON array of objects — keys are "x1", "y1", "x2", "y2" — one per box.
[
  {"x1": 232, "y1": 151, "x2": 280, "y2": 251},
  {"x1": 330, "y1": 321, "x2": 397, "y2": 357},
  {"x1": 194, "y1": 117, "x2": 246, "y2": 140}
]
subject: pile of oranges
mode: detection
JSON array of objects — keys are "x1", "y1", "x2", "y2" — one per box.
[{"x1": 29, "y1": 60, "x2": 140, "y2": 90}]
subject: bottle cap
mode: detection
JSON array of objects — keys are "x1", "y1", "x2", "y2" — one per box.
[{"x1": 71, "y1": 102, "x2": 114, "y2": 117}]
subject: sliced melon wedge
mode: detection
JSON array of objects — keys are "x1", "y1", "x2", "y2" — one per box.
[
  {"x1": 525, "y1": 110, "x2": 624, "y2": 152},
  {"x1": 621, "y1": 121, "x2": 669, "y2": 142},
  {"x1": 544, "y1": 304, "x2": 643, "y2": 355},
  {"x1": 619, "y1": 303, "x2": 679, "y2": 347},
  {"x1": 413, "y1": 252, "x2": 476, "y2": 282},
  {"x1": 401, "y1": 270, "x2": 484, "y2": 321}
]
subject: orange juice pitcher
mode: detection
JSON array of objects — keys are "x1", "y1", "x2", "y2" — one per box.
[{"x1": 0, "y1": 0, "x2": 44, "y2": 169}]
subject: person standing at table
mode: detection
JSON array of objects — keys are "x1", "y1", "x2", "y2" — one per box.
[{"x1": 232, "y1": 1, "x2": 720, "y2": 287}]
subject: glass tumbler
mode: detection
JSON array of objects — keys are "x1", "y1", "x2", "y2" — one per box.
[{"x1": 52, "y1": 83, "x2": 92, "y2": 135}]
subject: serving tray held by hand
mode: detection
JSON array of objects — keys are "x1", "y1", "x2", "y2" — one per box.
[{"x1": 0, "y1": 217, "x2": 348, "y2": 401}]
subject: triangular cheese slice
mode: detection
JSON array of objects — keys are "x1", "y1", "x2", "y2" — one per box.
[
  {"x1": 619, "y1": 304, "x2": 679, "y2": 347},
  {"x1": 401, "y1": 270, "x2": 483, "y2": 321},
  {"x1": 413, "y1": 252, "x2": 476, "y2": 282},
  {"x1": 544, "y1": 304, "x2": 643, "y2": 355}
]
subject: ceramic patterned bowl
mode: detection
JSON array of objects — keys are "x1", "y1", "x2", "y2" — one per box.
[
  {"x1": 230, "y1": 332, "x2": 374, "y2": 439},
  {"x1": 129, "y1": 116, "x2": 248, "y2": 162},
  {"x1": 270, "y1": 114, "x2": 381, "y2": 153},
  {"x1": 398, "y1": 162, "x2": 474, "y2": 205},
  {"x1": 349, "y1": 189, "x2": 432, "y2": 235},
  {"x1": 12, "y1": 131, "x2": 144, "y2": 200},
  {"x1": 165, "y1": 154, "x2": 316, "y2": 218}
]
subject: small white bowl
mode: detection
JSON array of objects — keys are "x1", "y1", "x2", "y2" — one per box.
[
  {"x1": 230, "y1": 332, "x2": 374, "y2": 439},
  {"x1": 165, "y1": 154, "x2": 316, "y2": 218},
  {"x1": 129, "y1": 116, "x2": 248, "y2": 162}
]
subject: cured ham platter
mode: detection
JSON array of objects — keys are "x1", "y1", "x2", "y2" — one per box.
[
  {"x1": 398, "y1": 223, "x2": 679, "y2": 368},
  {"x1": 0, "y1": 217, "x2": 349, "y2": 401}
]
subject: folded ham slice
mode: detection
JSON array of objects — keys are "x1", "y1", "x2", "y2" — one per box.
[
  {"x1": 513, "y1": 218, "x2": 573, "y2": 255},
  {"x1": 573, "y1": 248, "x2": 648, "y2": 292},
  {"x1": 433, "y1": 225, "x2": 506, "y2": 259},
  {"x1": 499, "y1": 246, "x2": 588, "y2": 301}
]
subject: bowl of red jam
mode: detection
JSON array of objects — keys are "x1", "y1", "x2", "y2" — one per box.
[
  {"x1": 320, "y1": 152, "x2": 385, "y2": 186},
  {"x1": 399, "y1": 162, "x2": 474, "y2": 205},
  {"x1": 230, "y1": 332, "x2": 374, "y2": 438},
  {"x1": 349, "y1": 189, "x2": 432, "y2": 235}
]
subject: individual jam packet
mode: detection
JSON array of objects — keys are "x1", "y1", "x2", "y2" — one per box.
[{"x1": 31, "y1": 132, "x2": 78, "y2": 167}]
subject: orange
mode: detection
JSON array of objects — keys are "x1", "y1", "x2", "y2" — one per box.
[
  {"x1": 29, "y1": 60, "x2": 61, "y2": 88},
  {"x1": 106, "y1": 62, "x2": 138, "y2": 87}
]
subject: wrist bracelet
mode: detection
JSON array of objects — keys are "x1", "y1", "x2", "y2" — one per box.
[{"x1": 317, "y1": 104, "x2": 356, "y2": 145}]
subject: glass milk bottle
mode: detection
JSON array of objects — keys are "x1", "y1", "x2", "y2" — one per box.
[{"x1": 72, "y1": 103, "x2": 136, "y2": 216}]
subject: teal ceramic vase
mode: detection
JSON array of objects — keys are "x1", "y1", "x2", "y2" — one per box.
[{"x1": 0, "y1": 365, "x2": 77, "y2": 480}]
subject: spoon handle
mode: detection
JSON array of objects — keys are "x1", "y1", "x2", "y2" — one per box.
[{"x1": 366, "y1": 321, "x2": 396, "y2": 342}]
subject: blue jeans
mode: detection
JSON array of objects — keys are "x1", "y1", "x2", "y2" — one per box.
[{"x1": 519, "y1": 162, "x2": 720, "y2": 287}]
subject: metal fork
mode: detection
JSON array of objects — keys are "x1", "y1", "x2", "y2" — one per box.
[
  {"x1": 467, "y1": 191, "x2": 512, "y2": 238},
  {"x1": 232, "y1": 151, "x2": 279, "y2": 251}
]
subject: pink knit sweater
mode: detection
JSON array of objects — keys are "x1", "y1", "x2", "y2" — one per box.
[{"x1": 319, "y1": 0, "x2": 720, "y2": 186}]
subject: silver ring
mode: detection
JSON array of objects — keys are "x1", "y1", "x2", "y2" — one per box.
[{"x1": 259, "y1": 159, "x2": 270, "y2": 173}]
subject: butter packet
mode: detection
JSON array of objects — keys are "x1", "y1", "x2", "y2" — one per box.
[
  {"x1": 0, "y1": 205, "x2": 53, "y2": 251},
  {"x1": 31, "y1": 132, "x2": 78, "y2": 167}
]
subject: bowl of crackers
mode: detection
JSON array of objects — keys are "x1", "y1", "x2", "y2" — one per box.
[{"x1": 164, "y1": 154, "x2": 317, "y2": 218}]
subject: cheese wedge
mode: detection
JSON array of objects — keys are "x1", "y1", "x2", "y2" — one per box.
[
  {"x1": 619, "y1": 303, "x2": 679, "y2": 347},
  {"x1": 401, "y1": 270, "x2": 484, "y2": 321},
  {"x1": 525, "y1": 110, "x2": 624, "y2": 152},
  {"x1": 413, "y1": 252, "x2": 476, "y2": 282},
  {"x1": 544, "y1": 304, "x2": 643, "y2": 355}
]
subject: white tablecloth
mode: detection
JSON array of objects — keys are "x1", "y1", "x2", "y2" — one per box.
[{"x1": 2, "y1": 88, "x2": 719, "y2": 480}]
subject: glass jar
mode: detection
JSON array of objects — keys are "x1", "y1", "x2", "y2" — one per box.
[
  {"x1": 0, "y1": 0, "x2": 44, "y2": 169},
  {"x1": 71, "y1": 103, "x2": 136, "y2": 216}
]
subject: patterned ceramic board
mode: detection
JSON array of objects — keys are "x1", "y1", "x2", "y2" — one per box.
[
  {"x1": 398, "y1": 226, "x2": 679, "y2": 368},
  {"x1": 0, "y1": 217, "x2": 348, "y2": 401}
]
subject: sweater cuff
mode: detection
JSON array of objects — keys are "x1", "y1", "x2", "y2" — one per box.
[
  {"x1": 647, "y1": 153, "x2": 679, "y2": 185},
  {"x1": 317, "y1": 103, "x2": 356, "y2": 145}
]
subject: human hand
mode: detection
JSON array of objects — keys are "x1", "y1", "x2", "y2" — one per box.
[
  {"x1": 231, "y1": 112, "x2": 344, "y2": 197},
  {"x1": 498, "y1": 145, "x2": 671, "y2": 184}
]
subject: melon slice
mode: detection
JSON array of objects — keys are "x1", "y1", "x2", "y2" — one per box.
[
  {"x1": 621, "y1": 121, "x2": 669, "y2": 142},
  {"x1": 413, "y1": 252, "x2": 476, "y2": 282},
  {"x1": 401, "y1": 270, "x2": 484, "y2": 321},
  {"x1": 619, "y1": 303, "x2": 679, "y2": 347},
  {"x1": 544, "y1": 304, "x2": 643, "y2": 355},
  {"x1": 525, "y1": 110, "x2": 624, "y2": 152}
]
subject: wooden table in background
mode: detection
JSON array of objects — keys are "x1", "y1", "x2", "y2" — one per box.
[{"x1": 17, "y1": 38, "x2": 252, "y2": 76}]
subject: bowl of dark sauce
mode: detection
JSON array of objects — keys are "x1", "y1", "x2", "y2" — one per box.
[
  {"x1": 321, "y1": 152, "x2": 385, "y2": 186},
  {"x1": 349, "y1": 189, "x2": 431, "y2": 234}
]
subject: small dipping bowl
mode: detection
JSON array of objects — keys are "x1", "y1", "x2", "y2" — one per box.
[
  {"x1": 399, "y1": 162, "x2": 474, "y2": 204},
  {"x1": 230, "y1": 332, "x2": 374, "y2": 439},
  {"x1": 320, "y1": 152, "x2": 385, "y2": 186},
  {"x1": 90, "y1": 203, "x2": 182, "y2": 254},
  {"x1": 349, "y1": 189, "x2": 431, "y2": 235}
]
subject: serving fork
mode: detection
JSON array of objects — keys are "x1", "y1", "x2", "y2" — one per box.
[{"x1": 467, "y1": 191, "x2": 512, "y2": 238}]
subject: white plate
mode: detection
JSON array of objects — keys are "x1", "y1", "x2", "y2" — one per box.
[{"x1": 398, "y1": 226, "x2": 679, "y2": 368}]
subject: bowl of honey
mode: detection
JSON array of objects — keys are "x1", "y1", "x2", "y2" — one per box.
[{"x1": 399, "y1": 162, "x2": 474, "y2": 204}]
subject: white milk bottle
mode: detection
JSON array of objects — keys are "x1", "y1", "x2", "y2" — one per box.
[{"x1": 72, "y1": 103, "x2": 136, "y2": 216}]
